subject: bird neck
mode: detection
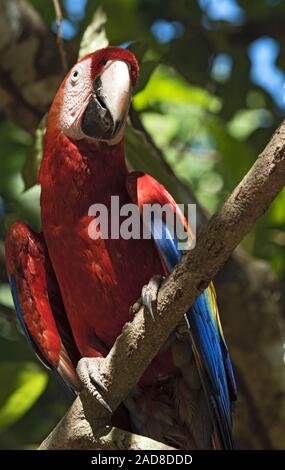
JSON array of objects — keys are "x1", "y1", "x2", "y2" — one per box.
[
  {"x1": 39, "y1": 130, "x2": 129, "y2": 223},
  {"x1": 40, "y1": 130, "x2": 128, "y2": 193}
]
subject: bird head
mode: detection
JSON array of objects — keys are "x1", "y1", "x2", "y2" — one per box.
[{"x1": 50, "y1": 47, "x2": 139, "y2": 145}]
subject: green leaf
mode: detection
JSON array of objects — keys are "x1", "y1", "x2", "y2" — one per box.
[
  {"x1": 0, "y1": 285, "x2": 13, "y2": 309},
  {"x1": 139, "y1": 112, "x2": 179, "y2": 147},
  {"x1": 207, "y1": 116, "x2": 256, "y2": 187},
  {"x1": 22, "y1": 115, "x2": 47, "y2": 190},
  {"x1": 0, "y1": 362, "x2": 48, "y2": 433},
  {"x1": 228, "y1": 109, "x2": 273, "y2": 140},
  {"x1": 125, "y1": 123, "x2": 193, "y2": 205},
  {"x1": 133, "y1": 65, "x2": 221, "y2": 112},
  {"x1": 268, "y1": 187, "x2": 285, "y2": 225},
  {"x1": 79, "y1": 6, "x2": 109, "y2": 59}
]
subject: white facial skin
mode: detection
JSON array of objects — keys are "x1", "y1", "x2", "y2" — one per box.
[{"x1": 59, "y1": 58, "x2": 132, "y2": 145}]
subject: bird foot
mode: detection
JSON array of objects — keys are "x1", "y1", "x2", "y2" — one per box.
[
  {"x1": 76, "y1": 357, "x2": 112, "y2": 421},
  {"x1": 130, "y1": 275, "x2": 165, "y2": 321}
]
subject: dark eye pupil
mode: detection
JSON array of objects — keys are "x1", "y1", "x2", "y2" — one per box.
[{"x1": 73, "y1": 70, "x2": 79, "y2": 78}]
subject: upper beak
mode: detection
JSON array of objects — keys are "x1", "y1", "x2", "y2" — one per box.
[{"x1": 81, "y1": 60, "x2": 132, "y2": 143}]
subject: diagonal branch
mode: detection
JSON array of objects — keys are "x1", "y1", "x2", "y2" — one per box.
[
  {"x1": 38, "y1": 398, "x2": 175, "y2": 450},
  {"x1": 40, "y1": 120, "x2": 285, "y2": 449}
]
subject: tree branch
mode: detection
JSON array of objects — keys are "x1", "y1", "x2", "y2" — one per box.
[
  {"x1": 40, "y1": 120, "x2": 285, "y2": 449},
  {"x1": 38, "y1": 398, "x2": 174, "y2": 450}
]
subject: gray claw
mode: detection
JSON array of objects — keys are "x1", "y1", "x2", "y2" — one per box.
[
  {"x1": 141, "y1": 285, "x2": 155, "y2": 321},
  {"x1": 141, "y1": 275, "x2": 164, "y2": 321},
  {"x1": 90, "y1": 373, "x2": 108, "y2": 394},
  {"x1": 184, "y1": 313, "x2": 190, "y2": 329},
  {"x1": 93, "y1": 393, "x2": 113, "y2": 414},
  {"x1": 76, "y1": 357, "x2": 112, "y2": 414}
]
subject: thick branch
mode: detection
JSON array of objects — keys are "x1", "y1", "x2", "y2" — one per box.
[
  {"x1": 38, "y1": 398, "x2": 174, "y2": 450},
  {"x1": 41, "y1": 121, "x2": 285, "y2": 448}
]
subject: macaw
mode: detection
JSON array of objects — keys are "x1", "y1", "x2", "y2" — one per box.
[{"x1": 5, "y1": 46, "x2": 237, "y2": 449}]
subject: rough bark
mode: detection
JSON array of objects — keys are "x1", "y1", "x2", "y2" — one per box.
[
  {"x1": 38, "y1": 397, "x2": 174, "y2": 450},
  {"x1": 0, "y1": 0, "x2": 284, "y2": 450}
]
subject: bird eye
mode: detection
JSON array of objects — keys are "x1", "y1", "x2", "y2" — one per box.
[{"x1": 71, "y1": 69, "x2": 80, "y2": 84}]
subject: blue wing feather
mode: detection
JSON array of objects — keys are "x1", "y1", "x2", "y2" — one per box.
[{"x1": 150, "y1": 216, "x2": 236, "y2": 449}]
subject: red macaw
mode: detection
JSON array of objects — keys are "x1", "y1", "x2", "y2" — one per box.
[{"x1": 5, "y1": 47, "x2": 237, "y2": 449}]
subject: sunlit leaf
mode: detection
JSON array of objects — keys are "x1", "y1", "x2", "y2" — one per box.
[
  {"x1": 79, "y1": 6, "x2": 108, "y2": 58},
  {"x1": 268, "y1": 187, "x2": 285, "y2": 225},
  {"x1": 134, "y1": 65, "x2": 221, "y2": 112},
  {"x1": 140, "y1": 112, "x2": 179, "y2": 146},
  {"x1": 0, "y1": 362, "x2": 48, "y2": 433},
  {"x1": 228, "y1": 109, "x2": 272, "y2": 140},
  {"x1": 207, "y1": 116, "x2": 256, "y2": 187},
  {"x1": 125, "y1": 123, "x2": 195, "y2": 206},
  {"x1": 0, "y1": 285, "x2": 13, "y2": 309}
]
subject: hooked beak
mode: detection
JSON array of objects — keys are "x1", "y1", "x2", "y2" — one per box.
[{"x1": 81, "y1": 60, "x2": 132, "y2": 144}]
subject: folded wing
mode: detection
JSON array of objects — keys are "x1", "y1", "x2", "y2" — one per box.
[
  {"x1": 5, "y1": 222, "x2": 81, "y2": 394},
  {"x1": 127, "y1": 171, "x2": 237, "y2": 449}
]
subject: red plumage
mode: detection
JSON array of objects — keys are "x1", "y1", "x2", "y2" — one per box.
[{"x1": 40, "y1": 130, "x2": 175, "y2": 384}]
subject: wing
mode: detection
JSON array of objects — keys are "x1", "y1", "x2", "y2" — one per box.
[
  {"x1": 5, "y1": 222, "x2": 81, "y2": 394},
  {"x1": 127, "y1": 171, "x2": 237, "y2": 449}
]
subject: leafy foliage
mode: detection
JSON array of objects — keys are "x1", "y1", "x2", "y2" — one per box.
[
  {"x1": 79, "y1": 6, "x2": 108, "y2": 59},
  {"x1": 0, "y1": 362, "x2": 47, "y2": 434}
]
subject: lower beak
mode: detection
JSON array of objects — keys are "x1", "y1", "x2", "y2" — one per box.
[
  {"x1": 81, "y1": 60, "x2": 131, "y2": 142},
  {"x1": 81, "y1": 95, "x2": 115, "y2": 140}
]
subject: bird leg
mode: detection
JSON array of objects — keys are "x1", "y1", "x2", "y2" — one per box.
[
  {"x1": 130, "y1": 275, "x2": 165, "y2": 321},
  {"x1": 76, "y1": 357, "x2": 112, "y2": 423}
]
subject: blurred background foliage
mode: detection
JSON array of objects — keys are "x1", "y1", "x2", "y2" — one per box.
[{"x1": 0, "y1": 0, "x2": 285, "y2": 449}]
